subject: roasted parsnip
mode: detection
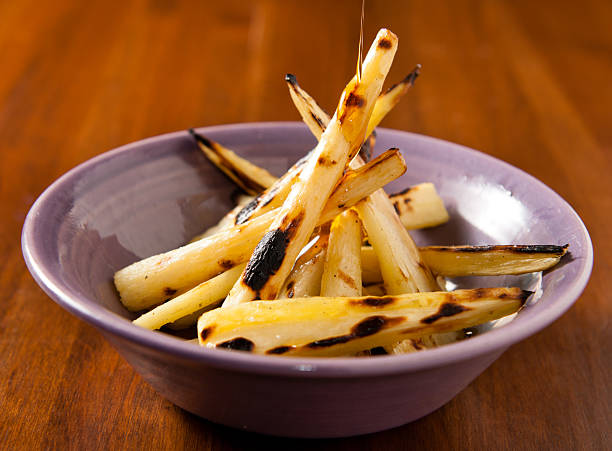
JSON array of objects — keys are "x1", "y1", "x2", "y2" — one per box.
[
  {"x1": 360, "y1": 244, "x2": 568, "y2": 283},
  {"x1": 279, "y1": 233, "x2": 329, "y2": 299},
  {"x1": 189, "y1": 129, "x2": 276, "y2": 195},
  {"x1": 133, "y1": 264, "x2": 245, "y2": 330},
  {"x1": 366, "y1": 64, "x2": 420, "y2": 138},
  {"x1": 320, "y1": 209, "x2": 363, "y2": 297},
  {"x1": 418, "y1": 244, "x2": 569, "y2": 277},
  {"x1": 389, "y1": 183, "x2": 449, "y2": 229},
  {"x1": 356, "y1": 188, "x2": 439, "y2": 294},
  {"x1": 198, "y1": 288, "x2": 529, "y2": 356}
]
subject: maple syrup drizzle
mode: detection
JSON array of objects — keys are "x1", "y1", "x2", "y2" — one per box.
[{"x1": 356, "y1": 0, "x2": 365, "y2": 82}]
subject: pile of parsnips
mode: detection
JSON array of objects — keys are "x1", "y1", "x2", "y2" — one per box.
[{"x1": 114, "y1": 29, "x2": 566, "y2": 357}]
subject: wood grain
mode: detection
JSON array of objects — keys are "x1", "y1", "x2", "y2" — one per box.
[{"x1": 1, "y1": 0, "x2": 610, "y2": 449}]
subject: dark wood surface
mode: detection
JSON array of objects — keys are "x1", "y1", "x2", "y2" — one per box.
[{"x1": 1, "y1": 0, "x2": 610, "y2": 449}]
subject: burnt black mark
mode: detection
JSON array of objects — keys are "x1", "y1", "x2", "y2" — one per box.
[
  {"x1": 285, "y1": 73, "x2": 297, "y2": 85},
  {"x1": 163, "y1": 287, "x2": 177, "y2": 296},
  {"x1": 286, "y1": 281, "x2": 295, "y2": 299},
  {"x1": 317, "y1": 156, "x2": 337, "y2": 167},
  {"x1": 266, "y1": 346, "x2": 292, "y2": 355},
  {"x1": 384, "y1": 64, "x2": 421, "y2": 95},
  {"x1": 235, "y1": 197, "x2": 260, "y2": 225},
  {"x1": 200, "y1": 326, "x2": 214, "y2": 341},
  {"x1": 377, "y1": 38, "x2": 392, "y2": 49},
  {"x1": 307, "y1": 335, "x2": 353, "y2": 348},
  {"x1": 519, "y1": 290, "x2": 533, "y2": 303},
  {"x1": 242, "y1": 228, "x2": 289, "y2": 293},
  {"x1": 217, "y1": 337, "x2": 254, "y2": 352},
  {"x1": 345, "y1": 92, "x2": 365, "y2": 108},
  {"x1": 430, "y1": 245, "x2": 568, "y2": 255},
  {"x1": 421, "y1": 302, "x2": 469, "y2": 324},
  {"x1": 219, "y1": 259, "x2": 234, "y2": 270},
  {"x1": 306, "y1": 315, "x2": 403, "y2": 349},
  {"x1": 369, "y1": 346, "x2": 388, "y2": 355},
  {"x1": 352, "y1": 316, "x2": 388, "y2": 337},
  {"x1": 390, "y1": 186, "x2": 414, "y2": 197},
  {"x1": 310, "y1": 112, "x2": 325, "y2": 130},
  {"x1": 188, "y1": 128, "x2": 214, "y2": 149},
  {"x1": 351, "y1": 297, "x2": 395, "y2": 307}
]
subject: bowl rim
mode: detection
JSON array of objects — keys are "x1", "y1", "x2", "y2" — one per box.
[{"x1": 22, "y1": 122, "x2": 593, "y2": 378}]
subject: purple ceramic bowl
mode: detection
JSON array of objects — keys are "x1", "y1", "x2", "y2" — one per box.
[{"x1": 22, "y1": 122, "x2": 592, "y2": 438}]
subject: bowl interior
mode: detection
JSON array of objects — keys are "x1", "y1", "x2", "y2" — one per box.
[{"x1": 22, "y1": 122, "x2": 592, "y2": 372}]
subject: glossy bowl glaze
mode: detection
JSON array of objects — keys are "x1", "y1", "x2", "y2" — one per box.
[{"x1": 22, "y1": 123, "x2": 592, "y2": 438}]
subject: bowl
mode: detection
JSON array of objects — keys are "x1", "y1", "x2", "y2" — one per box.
[{"x1": 22, "y1": 122, "x2": 593, "y2": 438}]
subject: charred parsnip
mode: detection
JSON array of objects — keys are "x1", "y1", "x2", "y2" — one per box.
[
  {"x1": 366, "y1": 65, "x2": 420, "y2": 138},
  {"x1": 198, "y1": 287, "x2": 530, "y2": 356},
  {"x1": 320, "y1": 209, "x2": 363, "y2": 297},
  {"x1": 133, "y1": 264, "x2": 245, "y2": 330},
  {"x1": 418, "y1": 245, "x2": 569, "y2": 277},
  {"x1": 361, "y1": 244, "x2": 568, "y2": 283},
  {"x1": 189, "y1": 129, "x2": 276, "y2": 195},
  {"x1": 279, "y1": 233, "x2": 329, "y2": 299},
  {"x1": 389, "y1": 183, "x2": 449, "y2": 229},
  {"x1": 356, "y1": 189, "x2": 439, "y2": 294},
  {"x1": 114, "y1": 148, "x2": 406, "y2": 311},
  {"x1": 223, "y1": 29, "x2": 399, "y2": 305}
]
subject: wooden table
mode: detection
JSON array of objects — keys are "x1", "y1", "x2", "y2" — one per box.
[{"x1": 2, "y1": 0, "x2": 610, "y2": 448}]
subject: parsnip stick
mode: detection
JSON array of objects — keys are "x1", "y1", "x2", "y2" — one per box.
[
  {"x1": 365, "y1": 65, "x2": 420, "y2": 138},
  {"x1": 356, "y1": 188, "x2": 439, "y2": 294},
  {"x1": 389, "y1": 183, "x2": 449, "y2": 229},
  {"x1": 420, "y1": 244, "x2": 569, "y2": 277},
  {"x1": 114, "y1": 148, "x2": 406, "y2": 311},
  {"x1": 279, "y1": 233, "x2": 329, "y2": 299},
  {"x1": 133, "y1": 264, "x2": 245, "y2": 330},
  {"x1": 198, "y1": 287, "x2": 530, "y2": 356},
  {"x1": 320, "y1": 209, "x2": 363, "y2": 297},
  {"x1": 361, "y1": 244, "x2": 568, "y2": 283},
  {"x1": 224, "y1": 29, "x2": 399, "y2": 305},
  {"x1": 189, "y1": 129, "x2": 276, "y2": 195}
]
